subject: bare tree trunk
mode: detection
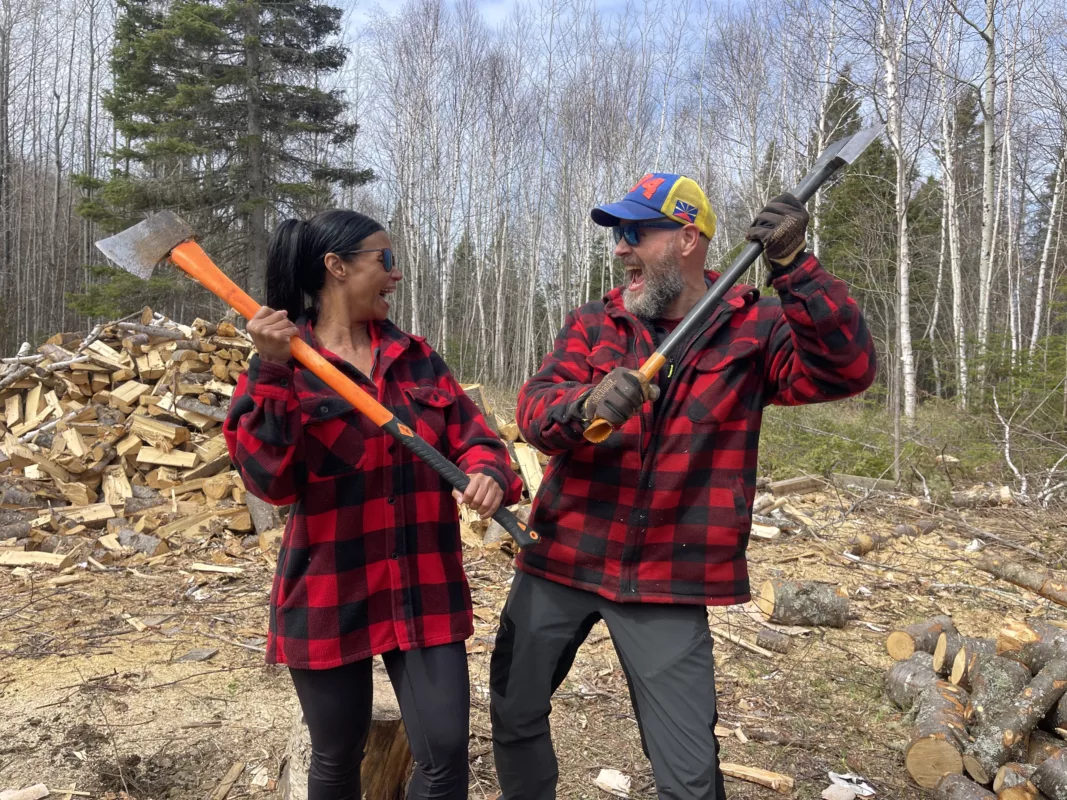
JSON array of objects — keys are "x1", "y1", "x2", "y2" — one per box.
[{"x1": 1030, "y1": 147, "x2": 1064, "y2": 356}]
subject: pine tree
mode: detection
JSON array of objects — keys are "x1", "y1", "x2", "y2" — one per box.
[{"x1": 74, "y1": 0, "x2": 372, "y2": 318}]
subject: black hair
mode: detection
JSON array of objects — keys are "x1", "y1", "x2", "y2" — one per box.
[{"x1": 265, "y1": 209, "x2": 385, "y2": 320}]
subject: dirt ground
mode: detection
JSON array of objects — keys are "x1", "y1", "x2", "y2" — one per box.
[{"x1": 2, "y1": 486, "x2": 1065, "y2": 800}]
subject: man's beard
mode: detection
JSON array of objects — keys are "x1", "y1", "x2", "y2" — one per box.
[{"x1": 622, "y1": 247, "x2": 685, "y2": 319}]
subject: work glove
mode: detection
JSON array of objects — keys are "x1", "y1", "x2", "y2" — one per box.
[
  {"x1": 583, "y1": 368, "x2": 659, "y2": 427},
  {"x1": 745, "y1": 193, "x2": 809, "y2": 264}
]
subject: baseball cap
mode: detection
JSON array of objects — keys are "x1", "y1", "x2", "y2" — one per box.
[{"x1": 591, "y1": 172, "x2": 717, "y2": 240}]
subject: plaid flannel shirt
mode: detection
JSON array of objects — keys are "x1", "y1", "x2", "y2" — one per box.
[
  {"x1": 224, "y1": 317, "x2": 522, "y2": 669},
  {"x1": 515, "y1": 254, "x2": 876, "y2": 606}
]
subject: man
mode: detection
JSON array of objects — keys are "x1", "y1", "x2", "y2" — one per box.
[{"x1": 489, "y1": 173, "x2": 876, "y2": 799}]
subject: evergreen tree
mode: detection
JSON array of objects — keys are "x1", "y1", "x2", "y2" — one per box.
[{"x1": 75, "y1": 0, "x2": 372, "y2": 317}]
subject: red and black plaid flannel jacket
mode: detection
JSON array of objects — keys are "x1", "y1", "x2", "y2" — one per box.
[
  {"x1": 224, "y1": 317, "x2": 522, "y2": 669},
  {"x1": 515, "y1": 254, "x2": 876, "y2": 606}
]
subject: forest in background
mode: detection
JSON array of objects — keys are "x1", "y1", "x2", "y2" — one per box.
[{"x1": 1, "y1": 0, "x2": 1066, "y2": 482}]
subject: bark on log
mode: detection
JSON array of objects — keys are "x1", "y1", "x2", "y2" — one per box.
[
  {"x1": 1047, "y1": 691, "x2": 1067, "y2": 734},
  {"x1": 995, "y1": 764, "x2": 1038, "y2": 792},
  {"x1": 964, "y1": 659, "x2": 1067, "y2": 784},
  {"x1": 953, "y1": 640, "x2": 1004, "y2": 688},
  {"x1": 965, "y1": 655, "x2": 1033, "y2": 728},
  {"x1": 117, "y1": 529, "x2": 168, "y2": 556},
  {"x1": 979, "y1": 558, "x2": 1067, "y2": 609},
  {"x1": 281, "y1": 660, "x2": 412, "y2": 800},
  {"x1": 848, "y1": 531, "x2": 897, "y2": 556},
  {"x1": 934, "y1": 630, "x2": 978, "y2": 676},
  {"x1": 756, "y1": 629, "x2": 792, "y2": 654},
  {"x1": 1032, "y1": 747, "x2": 1067, "y2": 799},
  {"x1": 1028, "y1": 731, "x2": 1065, "y2": 766},
  {"x1": 907, "y1": 680, "x2": 969, "y2": 788},
  {"x1": 935, "y1": 774, "x2": 996, "y2": 799},
  {"x1": 246, "y1": 494, "x2": 283, "y2": 535},
  {"x1": 952, "y1": 486, "x2": 1014, "y2": 507},
  {"x1": 886, "y1": 652, "x2": 939, "y2": 710},
  {"x1": 888, "y1": 615, "x2": 956, "y2": 661},
  {"x1": 755, "y1": 580, "x2": 848, "y2": 627},
  {"x1": 998, "y1": 620, "x2": 1067, "y2": 673}
]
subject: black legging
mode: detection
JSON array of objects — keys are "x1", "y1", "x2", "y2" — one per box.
[{"x1": 289, "y1": 642, "x2": 470, "y2": 800}]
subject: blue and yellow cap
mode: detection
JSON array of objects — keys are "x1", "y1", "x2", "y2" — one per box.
[{"x1": 591, "y1": 172, "x2": 717, "y2": 240}]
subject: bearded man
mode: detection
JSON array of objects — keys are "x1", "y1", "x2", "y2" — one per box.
[{"x1": 488, "y1": 173, "x2": 877, "y2": 800}]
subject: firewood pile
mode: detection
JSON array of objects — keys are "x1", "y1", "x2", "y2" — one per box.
[
  {"x1": 885, "y1": 613, "x2": 1067, "y2": 799},
  {"x1": 0, "y1": 308, "x2": 279, "y2": 576}
]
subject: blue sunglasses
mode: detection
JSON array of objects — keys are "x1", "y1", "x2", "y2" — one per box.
[
  {"x1": 339, "y1": 247, "x2": 394, "y2": 272},
  {"x1": 611, "y1": 219, "x2": 683, "y2": 246}
]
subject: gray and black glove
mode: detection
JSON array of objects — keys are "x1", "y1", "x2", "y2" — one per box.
[
  {"x1": 582, "y1": 368, "x2": 660, "y2": 427},
  {"x1": 745, "y1": 192, "x2": 809, "y2": 263}
]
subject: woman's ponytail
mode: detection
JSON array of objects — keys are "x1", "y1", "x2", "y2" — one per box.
[{"x1": 266, "y1": 218, "x2": 318, "y2": 320}]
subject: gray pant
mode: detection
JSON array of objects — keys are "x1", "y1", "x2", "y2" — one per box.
[{"x1": 489, "y1": 571, "x2": 724, "y2": 800}]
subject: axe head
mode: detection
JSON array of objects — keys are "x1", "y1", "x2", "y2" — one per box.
[{"x1": 95, "y1": 211, "x2": 195, "y2": 280}]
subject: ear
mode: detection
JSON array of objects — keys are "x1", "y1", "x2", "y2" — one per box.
[
  {"x1": 677, "y1": 224, "x2": 702, "y2": 258},
  {"x1": 323, "y1": 252, "x2": 347, "y2": 280}
]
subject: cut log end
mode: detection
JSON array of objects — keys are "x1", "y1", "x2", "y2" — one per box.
[
  {"x1": 964, "y1": 754, "x2": 994, "y2": 786},
  {"x1": 908, "y1": 738, "x2": 965, "y2": 789},
  {"x1": 889, "y1": 630, "x2": 919, "y2": 661},
  {"x1": 994, "y1": 763, "x2": 1037, "y2": 793}
]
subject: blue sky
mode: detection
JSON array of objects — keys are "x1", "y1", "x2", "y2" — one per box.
[{"x1": 342, "y1": 0, "x2": 527, "y2": 27}]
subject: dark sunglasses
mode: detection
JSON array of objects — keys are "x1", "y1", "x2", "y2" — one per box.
[
  {"x1": 611, "y1": 219, "x2": 683, "y2": 246},
  {"x1": 337, "y1": 247, "x2": 395, "y2": 272}
]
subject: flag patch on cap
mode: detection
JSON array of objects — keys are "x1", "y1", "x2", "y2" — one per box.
[{"x1": 673, "y1": 200, "x2": 698, "y2": 222}]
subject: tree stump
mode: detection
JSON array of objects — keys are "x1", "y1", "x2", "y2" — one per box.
[
  {"x1": 965, "y1": 656, "x2": 1032, "y2": 728},
  {"x1": 964, "y1": 659, "x2": 1067, "y2": 784},
  {"x1": 888, "y1": 615, "x2": 956, "y2": 661},
  {"x1": 1032, "y1": 747, "x2": 1067, "y2": 799},
  {"x1": 950, "y1": 638, "x2": 997, "y2": 686},
  {"x1": 934, "y1": 774, "x2": 996, "y2": 799},
  {"x1": 886, "y1": 652, "x2": 938, "y2": 711},
  {"x1": 906, "y1": 680, "x2": 969, "y2": 788},
  {"x1": 994, "y1": 763, "x2": 1037, "y2": 792},
  {"x1": 997, "y1": 620, "x2": 1067, "y2": 673},
  {"x1": 755, "y1": 580, "x2": 848, "y2": 628},
  {"x1": 281, "y1": 659, "x2": 413, "y2": 800}
]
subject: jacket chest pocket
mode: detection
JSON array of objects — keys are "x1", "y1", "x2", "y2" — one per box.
[
  {"x1": 403, "y1": 384, "x2": 455, "y2": 451},
  {"x1": 301, "y1": 398, "x2": 368, "y2": 479},
  {"x1": 685, "y1": 339, "x2": 763, "y2": 425}
]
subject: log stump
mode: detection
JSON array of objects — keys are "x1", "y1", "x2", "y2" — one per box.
[
  {"x1": 1027, "y1": 731, "x2": 1065, "y2": 766},
  {"x1": 964, "y1": 659, "x2": 1067, "y2": 784},
  {"x1": 755, "y1": 629, "x2": 792, "y2": 654},
  {"x1": 886, "y1": 652, "x2": 939, "y2": 711},
  {"x1": 994, "y1": 763, "x2": 1037, "y2": 792},
  {"x1": 755, "y1": 580, "x2": 848, "y2": 628},
  {"x1": 935, "y1": 774, "x2": 996, "y2": 799},
  {"x1": 965, "y1": 656, "x2": 1033, "y2": 728},
  {"x1": 888, "y1": 615, "x2": 956, "y2": 661},
  {"x1": 997, "y1": 620, "x2": 1067, "y2": 673},
  {"x1": 952, "y1": 639, "x2": 998, "y2": 687},
  {"x1": 281, "y1": 659, "x2": 413, "y2": 800},
  {"x1": 1032, "y1": 748, "x2": 1067, "y2": 799},
  {"x1": 906, "y1": 680, "x2": 969, "y2": 788}
]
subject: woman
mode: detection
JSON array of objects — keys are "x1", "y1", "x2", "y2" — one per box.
[{"x1": 224, "y1": 209, "x2": 522, "y2": 800}]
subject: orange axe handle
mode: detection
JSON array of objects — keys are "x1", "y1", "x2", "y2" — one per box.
[{"x1": 168, "y1": 240, "x2": 539, "y2": 548}]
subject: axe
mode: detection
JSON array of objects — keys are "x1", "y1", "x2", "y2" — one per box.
[
  {"x1": 584, "y1": 123, "x2": 885, "y2": 443},
  {"x1": 95, "y1": 213, "x2": 539, "y2": 549}
]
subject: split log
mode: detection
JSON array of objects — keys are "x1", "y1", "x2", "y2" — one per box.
[
  {"x1": 768, "y1": 474, "x2": 824, "y2": 496},
  {"x1": 1032, "y1": 748, "x2": 1067, "y2": 799},
  {"x1": 755, "y1": 629, "x2": 792, "y2": 654},
  {"x1": 117, "y1": 529, "x2": 168, "y2": 556},
  {"x1": 755, "y1": 580, "x2": 848, "y2": 628},
  {"x1": 886, "y1": 652, "x2": 939, "y2": 710},
  {"x1": 995, "y1": 764, "x2": 1037, "y2": 792},
  {"x1": 965, "y1": 655, "x2": 1033, "y2": 727},
  {"x1": 952, "y1": 639, "x2": 999, "y2": 687},
  {"x1": 889, "y1": 615, "x2": 956, "y2": 661},
  {"x1": 964, "y1": 659, "x2": 1067, "y2": 784},
  {"x1": 978, "y1": 558, "x2": 1067, "y2": 609},
  {"x1": 997, "y1": 620, "x2": 1067, "y2": 673},
  {"x1": 1028, "y1": 731, "x2": 1065, "y2": 766},
  {"x1": 281, "y1": 660, "x2": 412, "y2": 800},
  {"x1": 907, "y1": 680, "x2": 969, "y2": 788},
  {"x1": 246, "y1": 494, "x2": 283, "y2": 535},
  {"x1": 935, "y1": 775, "x2": 995, "y2": 799}
]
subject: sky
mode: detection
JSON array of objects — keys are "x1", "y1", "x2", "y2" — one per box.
[{"x1": 342, "y1": 0, "x2": 528, "y2": 28}]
